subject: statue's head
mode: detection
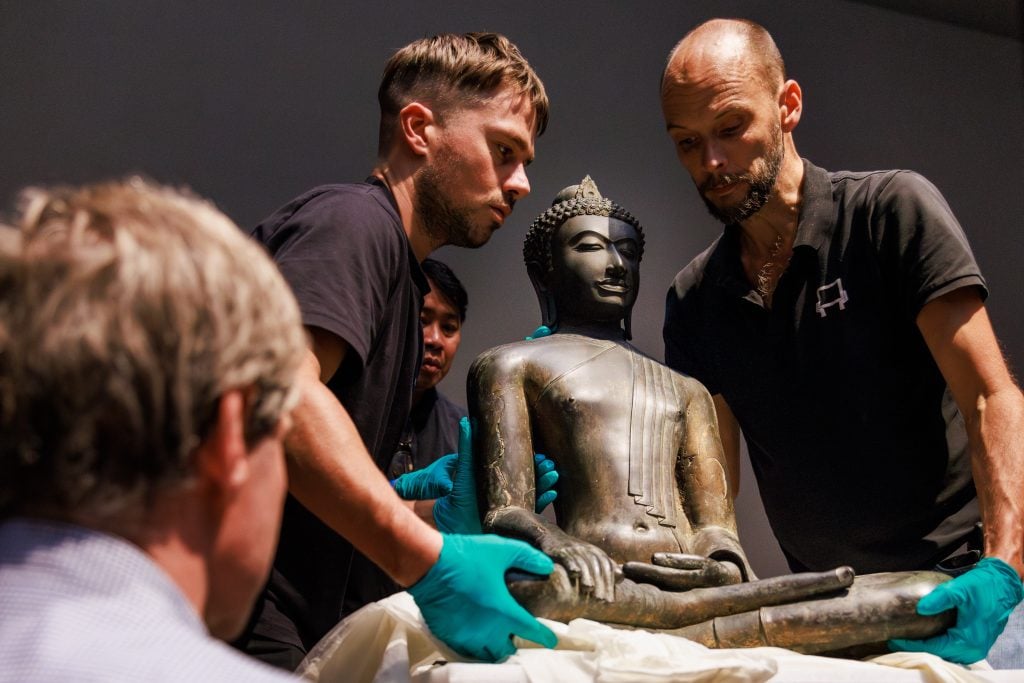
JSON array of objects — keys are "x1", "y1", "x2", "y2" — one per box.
[{"x1": 523, "y1": 176, "x2": 645, "y2": 337}]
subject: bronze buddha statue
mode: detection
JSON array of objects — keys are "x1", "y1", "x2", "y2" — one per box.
[{"x1": 468, "y1": 177, "x2": 953, "y2": 655}]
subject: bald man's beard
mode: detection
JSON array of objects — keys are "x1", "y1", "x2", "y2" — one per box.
[{"x1": 698, "y1": 124, "x2": 784, "y2": 226}]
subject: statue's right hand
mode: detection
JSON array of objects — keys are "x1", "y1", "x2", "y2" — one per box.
[
  {"x1": 544, "y1": 539, "x2": 622, "y2": 602},
  {"x1": 623, "y1": 553, "x2": 742, "y2": 591},
  {"x1": 408, "y1": 534, "x2": 557, "y2": 662}
]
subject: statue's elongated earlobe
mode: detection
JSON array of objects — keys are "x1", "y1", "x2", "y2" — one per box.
[{"x1": 528, "y1": 265, "x2": 559, "y2": 330}]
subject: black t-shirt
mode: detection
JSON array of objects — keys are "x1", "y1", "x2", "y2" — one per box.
[
  {"x1": 386, "y1": 388, "x2": 468, "y2": 479},
  {"x1": 664, "y1": 160, "x2": 984, "y2": 574},
  {"x1": 249, "y1": 179, "x2": 427, "y2": 649}
]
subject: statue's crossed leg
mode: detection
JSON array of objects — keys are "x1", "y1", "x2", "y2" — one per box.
[{"x1": 508, "y1": 565, "x2": 953, "y2": 656}]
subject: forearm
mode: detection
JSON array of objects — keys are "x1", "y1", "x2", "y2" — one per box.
[
  {"x1": 286, "y1": 371, "x2": 441, "y2": 586},
  {"x1": 712, "y1": 394, "x2": 742, "y2": 498},
  {"x1": 484, "y1": 505, "x2": 559, "y2": 552},
  {"x1": 968, "y1": 385, "x2": 1024, "y2": 576},
  {"x1": 684, "y1": 457, "x2": 738, "y2": 532},
  {"x1": 690, "y1": 525, "x2": 754, "y2": 580},
  {"x1": 404, "y1": 498, "x2": 438, "y2": 527},
  {"x1": 916, "y1": 291, "x2": 1024, "y2": 576},
  {"x1": 684, "y1": 388, "x2": 740, "y2": 531}
]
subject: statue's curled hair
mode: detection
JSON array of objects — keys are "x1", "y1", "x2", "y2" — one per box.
[{"x1": 523, "y1": 176, "x2": 645, "y2": 275}]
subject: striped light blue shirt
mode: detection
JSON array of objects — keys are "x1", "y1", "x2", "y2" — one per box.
[{"x1": 0, "y1": 518, "x2": 295, "y2": 682}]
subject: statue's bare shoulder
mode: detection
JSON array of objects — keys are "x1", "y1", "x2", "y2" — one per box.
[{"x1": 470, "y1": 335, "x2": 626, "y2": 399}]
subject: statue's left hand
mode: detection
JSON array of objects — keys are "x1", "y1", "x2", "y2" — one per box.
[
  {"x1": 889, "y1": 557, "x2": 1023, "y2": 664},
  {"x1": 432, "y1": 417, "x2": 483, "y2": 534},
  {"x1": 622, "y1": 553, "x2": 743, "y2": 591}
]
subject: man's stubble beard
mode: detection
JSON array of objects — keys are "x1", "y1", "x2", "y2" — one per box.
[
  {"x1": 699, "y1": 122, "x2": 784, "y2": 226},
  {"x1": 413, "y1": 153, "x2": 494, "y2": 250}
]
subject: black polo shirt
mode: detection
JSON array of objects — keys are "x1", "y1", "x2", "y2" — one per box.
[
  {"x1": 664, "y1": 159, "x2": 984, "y2": 574},
  {"x1": 249, "y1": 178, "x2": 428, "y2": 649}
]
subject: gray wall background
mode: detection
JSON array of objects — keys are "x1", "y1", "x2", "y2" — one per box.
[{"x1": 2, "y1": 1, "x2": 1021, "y2": 578}]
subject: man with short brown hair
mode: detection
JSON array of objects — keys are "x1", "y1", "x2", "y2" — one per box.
[{"x1": 243, "y1": 31, "x2": 555, "y2": 669}]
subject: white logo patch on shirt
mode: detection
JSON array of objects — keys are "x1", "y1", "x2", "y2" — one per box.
[{"x1": 816, "y1": 278, "x2": 849, "y2": 317}]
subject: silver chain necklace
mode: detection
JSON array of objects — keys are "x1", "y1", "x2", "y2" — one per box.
[{"x1": 755, "y1": 234, "x2": 791, "y2": 302}]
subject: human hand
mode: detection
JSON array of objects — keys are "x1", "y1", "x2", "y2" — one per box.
[
  {"x1": 534, "y1": 453, "x2": 558, "y2": 513},
  {"x1": 525, "y1": 324, "x2": 554, "y2": 341},
  {"x1": 432, "y1": 417, "x2": 481, "y2": 534},
  {"x1": 544, "y1": 537, "x2": 622, "y2": 602},
  {"x1": 396, "y1": 441, "x2": 555, "y2": 510},
  {"x1": 622, "y1": 552, "x2": 743, "y2": 591},
  {"x1": 391, "y1": 453, "x2": 456, "y2": 500},
  {"x1": 889, "y1": 557, "x2": 1023, "y2": 664},
  {"x1": 408, "y1": 533, "x2": 557, "y2": 661}
]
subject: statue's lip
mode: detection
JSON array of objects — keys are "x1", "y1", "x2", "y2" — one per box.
[{"x1": 596, "y1": 279, "x2": 630, "y2": 294}]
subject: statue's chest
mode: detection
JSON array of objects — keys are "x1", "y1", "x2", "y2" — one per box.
[{"x1": 538, "y1": 348, "x2": 687, "y2": 438}]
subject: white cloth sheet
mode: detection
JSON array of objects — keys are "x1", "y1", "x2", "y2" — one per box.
[{"x1": 298, "y1": 592, "x2": 1017, "y2": 683}]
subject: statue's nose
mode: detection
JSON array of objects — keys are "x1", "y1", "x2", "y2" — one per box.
[{"x1": 606, "y1": 248, "x2": 626, "y2": 275}]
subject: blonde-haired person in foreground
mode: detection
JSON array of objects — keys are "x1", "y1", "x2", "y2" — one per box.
[{"x1": 0, "y1": 179, "x2": 304, "y2": 681}]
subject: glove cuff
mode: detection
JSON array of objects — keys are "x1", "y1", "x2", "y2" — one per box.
[{"x1": 980, "y1": 557, "x2": 1024, "y2": 603}]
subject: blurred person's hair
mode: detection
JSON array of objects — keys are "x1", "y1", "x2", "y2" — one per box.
[{"x1": 0, "y1": 179, "x2": 306, "y2": 522}]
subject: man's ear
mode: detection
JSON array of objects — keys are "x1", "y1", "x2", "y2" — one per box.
[
  {"x1": 398, "y1": 102, "x2": 436, "y2": 158},
  {"x1": 779, "y1": 79, "x2": 803, "y2": 133},
  {"x1": 193, "y1": 390, "x2": 250, "y2": 494}
]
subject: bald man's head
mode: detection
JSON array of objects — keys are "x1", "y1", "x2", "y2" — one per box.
[
  {"x1": 659, "y1": 19, "x2": 803, "y2": 226},
  {"x1": 662, "y1": 19, "x2": 785, "y2": 98}
]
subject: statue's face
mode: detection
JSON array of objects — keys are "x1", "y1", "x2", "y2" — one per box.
[{"x1": 549, "y1": 214, "x2": 640, "y2": 324}]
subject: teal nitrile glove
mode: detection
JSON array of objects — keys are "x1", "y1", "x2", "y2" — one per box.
[
  {"x1": 408, "y1": 533, "x2": 557, "y2": 661},
  {"x1": 517, "y1": 334, "x2": 559, "y2": 512},
  {"x1": 392, "y1": 453, "x2": 456, "y2": 500},
  {"x1": 890, "y1": 557, "x2": 1024, "y2": 664},
  {"x1": 534, "y1": 453, "x2": 558, "y2": 513},
  {"x1": 432, "y1": 417, "x2": 481, "y2": 534},
  {"x1": 525, "y1": 324, "x2": 554, "y2": 341}
]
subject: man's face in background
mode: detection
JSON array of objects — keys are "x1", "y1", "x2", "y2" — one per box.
[{"x1": 416, "y1": 278, "x2": 462, "y2": 394}]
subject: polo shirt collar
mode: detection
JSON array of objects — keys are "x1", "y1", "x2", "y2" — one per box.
[
  {"x1": 794, "y1": 158, "x2": 835, "y2": 253},
  {"x1": 706, "y1": 225, "x2": 750, "y2": 298},
  {"x1": 702, "y1": 158, "x2": 834, "y2": 301}
]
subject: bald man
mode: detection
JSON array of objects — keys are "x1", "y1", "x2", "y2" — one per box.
[{"x1": 661, "y1": 19, "x2": 1024, "y2": 667}]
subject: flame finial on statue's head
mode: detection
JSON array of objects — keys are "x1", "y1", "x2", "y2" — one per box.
[
  {"x1": 522, "y1": 175, "x2": 645, "y2": 338},
  {"x1": 552, "y1": 175, "x2": 602, "y2": 205},
  {"x1": 526, "y1": 175, "x2": 642, "y2": 275}
]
